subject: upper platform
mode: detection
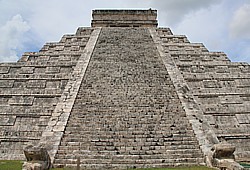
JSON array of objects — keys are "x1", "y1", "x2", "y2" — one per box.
[{"x1": 91, "y1": 9, "x2": 158, "y2": 27}]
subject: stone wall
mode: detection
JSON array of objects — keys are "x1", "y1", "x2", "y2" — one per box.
[{"x1": 91, "y1": 9, "x2": 158, "y2": 27}]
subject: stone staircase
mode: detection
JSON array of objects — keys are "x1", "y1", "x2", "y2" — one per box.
[
  {"x1": 54, "y1": 28, "x2": 204, "y2": 169},
  {"x1": 1, "y1": 9, "x2": 250, "y2": 169},
  {"x1": 157, "y1": 28, "x2": 250, "y2": 163}
]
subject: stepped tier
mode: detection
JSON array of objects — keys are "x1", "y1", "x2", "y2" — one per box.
[
  {"x1": 0, "y1": 9, "x2": 250, "y2": 169},
  {"x1": 0, "y1": 28, "x2": 93, "y2": 160},
  {"x1": 157, "y1": 28, "x2": 250, "y2": 162}
]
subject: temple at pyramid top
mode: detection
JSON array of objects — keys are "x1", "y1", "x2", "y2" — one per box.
[{"x1": 91, "y1": 9, "x2": 158, "y2": 27}]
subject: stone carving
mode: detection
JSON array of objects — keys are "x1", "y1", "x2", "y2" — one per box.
[
  {"x1": 22, "y1": 144, "x2": 51, "y2": 170},
  {"x1": 211, "y1": 141, "x2": 244, "y2": 170},
  {"x1": 212, "y1": 141, "x2": 235, "y2": 159}
]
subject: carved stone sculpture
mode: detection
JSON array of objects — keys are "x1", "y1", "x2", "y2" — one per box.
[
  {"x1": 211, "y1": 141, "x2": 244, "y2": 170},
  {"x1": 22, "y1": 144, "x2": 51, "y2": 170}
]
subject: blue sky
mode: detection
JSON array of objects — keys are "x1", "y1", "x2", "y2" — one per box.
[{"x1": 0, "y1": 0, "x2": 250, "y2": 63}]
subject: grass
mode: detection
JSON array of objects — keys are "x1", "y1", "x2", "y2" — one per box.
[
  {"x1": 0, "y1": 160, "x2": 216, "y2": 170},
  {"x1": 132, "y1": 166, "x2": 215, "y2": 170},
  {"x1": 50, "y1": 167, "x2": 215, "y2": 170},
  {"x1": 0, "y1": 160, "x2": 63, "y2": 170},
  {"x1": 0, "y1": 160, "x2": 24, "y2": 170}
]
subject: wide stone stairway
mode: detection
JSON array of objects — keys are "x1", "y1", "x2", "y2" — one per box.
[{"x1": 54, "y1": 28, "x2": 204, "y2": 169}]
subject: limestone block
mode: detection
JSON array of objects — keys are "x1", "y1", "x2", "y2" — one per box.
[
  {"x1": 191, "y1": 65, "x2": 205, "y2": 73},
  {"x1": 219, "y1": 95, "x2": 242, "y2": 104},
  {"x1": 49, "y1": 56, "x2": 59, "y2": 61},
  {"x1": 9, "y1": 96, "x2": 34, "y2": 106},
  {"x1": 0, "y1": 115, "x2": 16, "y2": 126},
  {"x1": 236, "y1": 78, "x2": 250, "y2": 88},
  {"x1": 235, "y1": 114, "x2": 250, "y2": 124},
  {"x1": 45, "y1": 81, "x2": 61, "y2": 89},
  {"x1": 216, "y1": 66, "x2": 229, "y2": 73},
  {"x1": 203, "y1": 80, "x2": 220, "y2": 88},
  {"x1": 59, "y1": 55, "x2": 71, "y2": 61},
  {"x1": 0, "y1": 80, "x2": 14, "y2": 88},
  {"x1": 45, "y1": 67, "x2": 60, "y2": 73},
  {"x1": 219, "y1": 80, "x2": 236, "y2": 88},
  {"x1": 0, "y1": 66, "x2": 10, "y2": 73},
  {"x1": 239, "y1": 65, "x2": 250, "y2": 73},
  {"x1": 36, "y1": 55, "x2": 50, "y2": 61},
  {"x1": 20, "y1": 67, "x2": 35, "y2": 74},
  {"x1": 26, "y1": 80, "x2": 46, "y2": 88},
  {"x1": 76, "y1": 27, "x2": 93, "y2": 36}
]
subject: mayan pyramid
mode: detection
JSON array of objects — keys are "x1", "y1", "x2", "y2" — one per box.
[{"x1": 0, "y1": 9, "x2": 249, "y2": 169}]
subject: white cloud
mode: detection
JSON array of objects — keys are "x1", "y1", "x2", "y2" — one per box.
[
  {"x1": 0, "y1": 14, "x2": 30, "y2": 62},
  {"x1": 229, "y1": 4, "x2": 250, "y2": 40},
  {"x1": 173, "y1": 2, "x2": 229, "y2": 51},
  {"x1": 26, "y1": 0, "x2": 151, "y2": 42},
  {"x1": 150, "y1": 0, "x2": 223, "y2": 25}
]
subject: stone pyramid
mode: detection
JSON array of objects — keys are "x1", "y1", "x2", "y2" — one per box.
[{"x1": 0, "y1": 9, "x2": 249, "y2": 169}]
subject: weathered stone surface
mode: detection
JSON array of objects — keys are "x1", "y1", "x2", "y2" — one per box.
[
  {"x1": 23, "y1": 144, "x2": 51, "y2": 170},
  {"x1": 92, "y1": 9, "x2": 158, "y2": 27},
  {"x1": 212, "y1": 159, "x2": 244, "y2": 170},
  {"x1": 22, "y1": 162, "x2": 42, "y2": 170},
  {"x1": 54, "y1": 27, "x2": 204, "y2": 169},
  {"x1": 156, "y1": 26, "x2": 250, "y2": 162},
  {"x1": 0, "y1": 27, "x2": 93, "y2": 160},
  {"x1": 0, "y1": 9, "x2": 250, "y2": 170},
  {"x1": 210, "y1": 142, "x2": 244, "y2": 170},
  {"x1": 212, "y1": 141, "x2": 235, "y2": 159}
]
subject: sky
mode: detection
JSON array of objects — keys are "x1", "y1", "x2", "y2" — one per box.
[{"x1": 0, "y1": 0, "x2": 250, "y2": 63}]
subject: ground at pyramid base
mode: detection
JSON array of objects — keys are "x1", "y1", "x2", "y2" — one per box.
[{"x1": 0, "y1": 9, "x2": 249, "y2": 170}]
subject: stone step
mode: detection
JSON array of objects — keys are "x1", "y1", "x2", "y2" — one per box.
[
  {"x1": 55, "y1": 148, "x2": 203, "y2": 158},
  {"x1": 55, "y1": 163, "x2": 202, "y2": 170},
  {"x1": 55, "y1": 157, "x2": 204, "y2": 165},
  {"x1": 54, "y1": 159, "x2": 204, "y2": 169}
]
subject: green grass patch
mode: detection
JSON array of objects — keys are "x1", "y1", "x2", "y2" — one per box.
[
  {"x1": 0, "y1": 161, "x2": 215, "y2": 170},
  {"x1": 133, "y1": 166, "x2": 215, "y2": 170},
  {"x1": 0, "y1": 160, "x2": 64, "y2": 170},
  {"x1": 0, "y1": 160, "x2": 24, "y2": 170}
]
